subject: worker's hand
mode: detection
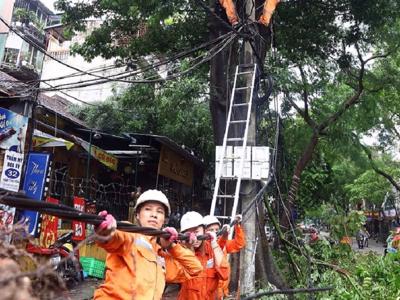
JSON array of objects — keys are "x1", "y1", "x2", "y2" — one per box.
[
  {"x1": 160, "y1": 227, "x2": 178, "y2": 249},
  {"x1": 208, "y1": 231, "x2": 220, "y2": 249},
  {"x1": 234, "y1": 214, "x2": 242, "y2": 224},
  {"x1": 221, "y1": 224, "x2": 230, "y2": 238},
  {"x1": 185, "y1": 232, "x2": 197, "y2": 245},
  {"x1": 207, "y1": 231, "x2": 217, "y2": 242},
  {"x1": 96, "y1": 210, "x2": 117, "y2": 242}
]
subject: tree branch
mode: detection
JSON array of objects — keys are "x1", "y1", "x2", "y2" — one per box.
[{"x1": 356, "y1": 137, "x2": 400, "y2": 192}]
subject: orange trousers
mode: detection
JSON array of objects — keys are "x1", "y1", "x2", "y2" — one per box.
[
  {"x1": 217, "y1": 265, "x2": 230, "y2": 299},
  {"x1": 219, "y1": 0, "x2": 280, "y2": 26}
]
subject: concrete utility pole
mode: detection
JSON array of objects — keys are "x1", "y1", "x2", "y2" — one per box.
[{"x1": 239, "y1": 0, "x2": 259, "y2": 295}]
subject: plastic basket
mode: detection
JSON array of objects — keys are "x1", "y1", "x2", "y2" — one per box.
[{"x1": 80, "y1": 257, "x2": 106, "y2": 279}]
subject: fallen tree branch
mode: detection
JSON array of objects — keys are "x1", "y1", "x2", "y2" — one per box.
[{"x1": 241, "y1": 286, "x2": 334, "y2": 299}]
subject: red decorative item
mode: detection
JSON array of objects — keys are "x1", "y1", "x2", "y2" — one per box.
[
  {"x1": 72, "y1": 196, "x2": 86, "y2": 241},
  {"x1": 39, "y1": 197, "x2": 59, "y2": 248}
]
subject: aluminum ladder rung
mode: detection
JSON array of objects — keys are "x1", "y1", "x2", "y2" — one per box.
[
  {"x1": 233, "y1": 103, "x2": 248, "y2": 107},
  {"x1": 227, "y1": 138, "x2": 244, "y2": 142},
  {"x1": 217, "y1": 194, "x2": 235, "y2": 198},
  {"x1": 237, "y1": 71, "x2": 253, "y2": 75},
  {"x1": 239, "y1": 64, "x2": 254, "y2": 68},
  {"x1": 214, "y1": 216, "x2": 232, "y2": 220},
  {"x1": 230, "y1": 120, "x2": 246, "y2": 124},
  {"x1": 236, "y1": 86, "x2": 252, "y2": 91}
]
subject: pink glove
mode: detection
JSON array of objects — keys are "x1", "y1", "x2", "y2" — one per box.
[
  {"x1": 98, "y1": 210, "x2": 108, "y2": 217},
  {"x1": 207, "y1": 231, "x2": 217, "y2": 241},
  {"x1": 163, "y1": 227, "x2": 178, "y2": 242},
  {"x1": 187, "y1": 232, "x2": 197, "y2": 245},
  {"x1": 98, "y1": 210, "x2": 117, "y2": 231}
]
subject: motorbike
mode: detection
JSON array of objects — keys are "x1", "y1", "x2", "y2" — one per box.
[{"x1": 26, "y1": 231, "x2": 84, "y2": 288}]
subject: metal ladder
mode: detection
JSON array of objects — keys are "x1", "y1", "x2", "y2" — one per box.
[{"x1": 210, "y1": 64, "x2": 258, "y2": 222}]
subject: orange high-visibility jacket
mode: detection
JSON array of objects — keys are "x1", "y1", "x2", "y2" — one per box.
[
  {"x1": 217, "y1": 224, "x2": 246, "y2": 299},
  {"x1": 94, "y1": 231, "x2": 203, "y2": 300},
  {"x1": 218, "y1": 224, "x2": 246, "y2": 253},
  {"x1": 177, "y1": 240, "x2": 229, "y2": 300},
  {"x1": 219, "y1": 0, "x2": 280, "y2": 26}
]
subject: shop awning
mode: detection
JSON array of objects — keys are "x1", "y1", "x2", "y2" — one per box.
[
  {"x1": 33, "y1": 129, "x2": 74, "y2": 150},
  {"x1": 73, "y1": 136, "x2": 118, "y2": 171}
]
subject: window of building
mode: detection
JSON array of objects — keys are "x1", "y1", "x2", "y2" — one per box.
[{"x1": 2, "y1": 48, "x2": 19, "y2": 65}]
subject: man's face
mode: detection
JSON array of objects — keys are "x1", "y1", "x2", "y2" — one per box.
[
  {"x1": 136, "y1": 201, "x2": 166, "y2": 230},
  {"x1": 206, "y1": 223, "x2": 220, "y2": 233},
  {"x1": 184, "y1": 225, "x2": 204, "y2": 249}
]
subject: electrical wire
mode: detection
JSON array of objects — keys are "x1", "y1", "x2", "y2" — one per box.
[
  {"x1": 0, "y1": 16, "x2": 234, "y2": 86},
  {"x1": 12, "y1": 31, "x2": 235, "y2": 97},
  {"x1": 29, "y1": 33, "x2": 236, "y2": 93}
]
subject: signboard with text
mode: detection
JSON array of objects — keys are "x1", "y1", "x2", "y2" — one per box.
[
  {"x1": 158, "y1": 145, "x2": 194, "y2": 186},
  {"x1": 0, "y1": 107, "x2": 28, "y2": 152},
  {"x1": 76, "y1": 137, "x2": 118, "y2": 171},
  {"x1": 21, "y1": 152, "x2": 51, "y2": 235},
  {"x1": 72, "y1": 196, "x2": 86, "y2": 241},
  {"x1": 39, "y1": 197, "x2": 59, "y2": 248},
  {"x1": 0, "y1": 150, "x2": 24, "y2": 192}
]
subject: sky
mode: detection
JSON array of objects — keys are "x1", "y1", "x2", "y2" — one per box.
[{"x1": 41, "y1": 0, "x2": 57, "y2": 12}]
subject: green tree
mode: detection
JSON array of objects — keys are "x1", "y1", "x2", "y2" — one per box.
[{"x1": 70, "y1": 74, "x2": 214, "y2": 162}]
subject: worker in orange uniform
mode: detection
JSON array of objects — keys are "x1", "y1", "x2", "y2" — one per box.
[
  {"x1": 219, "y1": 0, "x2": 280, "y2": 27},
  {"x1": 177, "y1": 211, "x2": 229, "y2": 300},
  {"x1": 93, "y1": 189, "x2": 203, "y2": 300},
  {"x1": 203, "y1": 214, "x2": 245, "y2": 299}
]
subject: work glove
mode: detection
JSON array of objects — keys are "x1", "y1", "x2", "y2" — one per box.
[
  {"x1": 207, "y1": 231, "x2": 217, "y2": 242},
  {"x1": 234, "y1": 214, "x2": 242, "y2": 224},
  {"x1": 164, "y1": 227, "x2": 178, "y2": 242},
  {"x1": 96, "y1": 210, "x2": 117, "y2": 242},
  {"x1": 185, "y1": 232, "x2": 197, "y2": 245},
  {"x1": 160, "y1": 227, "x2": 178, "y2": 249},
  {"x1": 208, "y1": 231, "x2": 220, "y2": 249},
  {"x1": 221, "y1": 224, "x2": 230, "y2": 238}
]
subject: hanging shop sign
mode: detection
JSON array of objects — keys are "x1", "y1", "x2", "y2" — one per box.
[
  {"x1": 32, "y1": 129, "x2": 74, "y2": 150},
  {"x1": 0, "y1": 150, "x2": 24, "y2": 192},
  {"x1": 0, "y1": 107, "x2": 28, "y2": 152},
  {"x1": 158, "y1": 145, "x2": 194, "y2": 186},
  {"x1": 21, "y1": 152, "x2": 51, "y2": 235},
  {"x1": 72, "y1": 196, "x2": 86, "y2": 241},
  {"x1": 39, "y1": 197, "x2": 59, "y2": 248},
  {"x1": 85, "y1": 202, "x2": 96, "y2": 236},
  {"x1": 75, "y1": 137, "x2": 118, "y2": 171}
]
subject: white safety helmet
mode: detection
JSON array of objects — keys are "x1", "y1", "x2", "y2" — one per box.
[
  {"x1": 203, "y1": 215, "x2": 221, "y2": 227},
  {"x1": 180, "y1": 211, "x2": 204, "y2": 232},
  {"x1": 134, "y1": 189, "x2": 171, "y2": 216}
]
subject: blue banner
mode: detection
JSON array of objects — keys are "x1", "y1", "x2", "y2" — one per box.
[
  {"x1": 21, "y1": 152, "x2": 51, "y2": 235},
  {"x1": 0, "y1": 107, "x2": 28, "y2": 153}
]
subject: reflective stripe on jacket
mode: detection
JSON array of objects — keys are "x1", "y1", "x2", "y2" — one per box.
[
  {"x1": 94, "y1": 230, "x2": 203, "y2": 300},
  {"x1": 178, "y1": 240, "x2": 229, "y2": 300}
]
